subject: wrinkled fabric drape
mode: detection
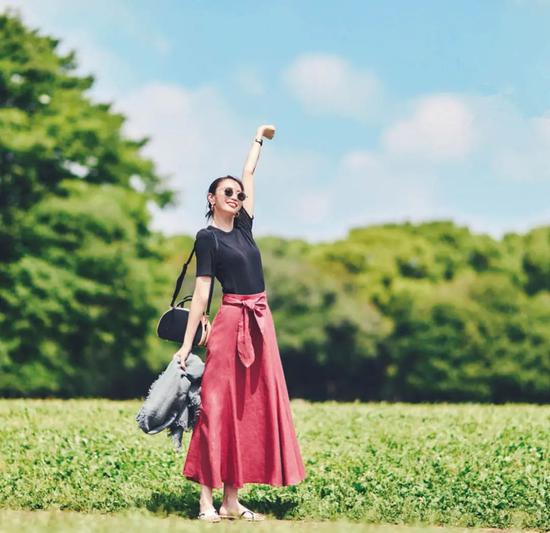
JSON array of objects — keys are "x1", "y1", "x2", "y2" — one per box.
[
  {"x1": 223, "y1": 291, "x2": 267, "y2": 368},
  {"x1": 182, "y1": 290, "x2": 306, "y2": 489}
]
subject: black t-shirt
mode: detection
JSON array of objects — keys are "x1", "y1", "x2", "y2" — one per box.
[{"x1": 194, "y1": 206, "x2": 265, "y2": 295}]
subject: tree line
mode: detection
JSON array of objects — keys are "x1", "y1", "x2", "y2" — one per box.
[{"x1": 1, "y1": 11, "x2": 548, "y2": 401}]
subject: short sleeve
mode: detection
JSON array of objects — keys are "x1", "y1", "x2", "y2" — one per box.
[
  {"x1": 235, "y1": 206, "x2": 254, "y2": 234},
  {"x1": 194, "y1": 229, "x2": 215, "y2": 277}
]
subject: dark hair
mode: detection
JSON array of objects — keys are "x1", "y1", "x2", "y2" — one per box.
[{"x1": 205, "y1": 175, "x2": 245, "y2": 221}]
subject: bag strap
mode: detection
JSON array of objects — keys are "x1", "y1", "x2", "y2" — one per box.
[{"x1": 170, "y1": 228, "x2": 219, "y2": 316}]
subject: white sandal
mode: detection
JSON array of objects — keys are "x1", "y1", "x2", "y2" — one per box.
[
  {"x1": 198, "y1": 508, "x2": 221, "y2": 522},
  {"x1": 219, "y1": 508, "x2": 265, "y2": 521}
]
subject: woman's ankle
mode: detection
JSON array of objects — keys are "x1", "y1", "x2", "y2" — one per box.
[
  {"x1": 221, "y1": 497, "x2": 238, "y2": 508},
  {"x1": 200, "y1": 494, "x2": 213, "y2": 502},
  {"x1": 199, "y1": 489, "x2": 215, "y2": 510},
  {"x1": 199, "y1": 499, "x2": 215, "y2": 509}
]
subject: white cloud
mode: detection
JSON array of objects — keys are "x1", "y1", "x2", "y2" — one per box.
[
  {"x1": 61, "y1": 29, "x2": 136, "y2": 103},
  {"x1": 233, "y1": 67, "x2": 266, "y2": 96},
  {"x1": 120, "y1": 61, "x2": 547, "y2": 242},
  {"x1": 488, "y1": 110, "x2": 550, "y2": 182},
  {"x1": 435, "y1": 93, "x2": 550, "y2": 183},
  {"x1": 0, "y1": 1, "x2": 135, "y2": 103},
  {"x1": 0, "y1": 0, "x2": 168, "y2": 102},
  {"x1": 298, "y1": 94, "x2": 550, "y2": 238},
  {"x1": 323, "y1": 145, "x2": 549, "y2": 240},
  {"x1": 251, "y1": 146, "x2": 333, "y2": 239},
  {"x1": 282, "y1": 53, "x2": 384, "y2": 121},
  {"x1": 280, "y1": 53, "x2": 550, "y2": 237},
  {"x1": 113, "y1": 82, "x2": 248, "y2": 235},
  {"x1": 114, "y1": 81, "x2": 331, "y2": 238},
  {"x1": 309, "y1": 91, "x2": 550, "y2": 240},
  {"x1": 2, "y1": 5, "x2": 549, "y2": 240},
  {"x1": 332, "y1": 149, "x2": 442, "y2": 226},
  {"x1": 115, "y1": 82, "x2": 246, "y2": 184},
  {"x1": 382, "y1": 93, "x2": 477, "y2": 161}
]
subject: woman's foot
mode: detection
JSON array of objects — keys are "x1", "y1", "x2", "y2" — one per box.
[
  {"x1": 219, "y1": 501, "x2": 265, "y2": 521},
  {"x1": 198, "y1": 505, "x2": 220, "y2": 522}
]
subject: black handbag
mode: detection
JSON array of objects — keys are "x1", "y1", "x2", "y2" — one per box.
[{"x1": 156, "y1": 228, "x2": 219, "y2": 346}]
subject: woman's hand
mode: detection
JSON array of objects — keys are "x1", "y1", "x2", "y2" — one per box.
[
  {"x1": 257, "y1": 124, "x2": 276, "y2": 140},
  {"x1": 173, "y1": 344, "x2": 192, "y2": 371}
]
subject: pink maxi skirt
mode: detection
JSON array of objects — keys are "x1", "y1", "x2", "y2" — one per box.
[{"x1": 182, "y1": 289, "x2": 307, "y2": 488}]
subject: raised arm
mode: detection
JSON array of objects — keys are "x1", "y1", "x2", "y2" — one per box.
[{"x1": 241, "y1": 124, "x2": 276, "y2": 217}]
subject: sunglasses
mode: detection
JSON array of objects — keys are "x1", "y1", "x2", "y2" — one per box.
[{"x1": 219, "y1": 186, "x2": 247, "y2": 202}]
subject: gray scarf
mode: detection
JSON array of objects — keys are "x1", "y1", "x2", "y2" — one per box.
[{"x1": 135, "y1": 352, "x2": 204, "y2": 452}]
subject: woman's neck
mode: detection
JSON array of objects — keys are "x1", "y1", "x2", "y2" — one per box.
[{"x1": 211, "y1": 213, "x2": 234, "y2": 232}]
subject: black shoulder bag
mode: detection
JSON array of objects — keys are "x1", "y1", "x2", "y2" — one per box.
[{"x1": 156, "y1": 228, "x2": 219, "y2": 346}]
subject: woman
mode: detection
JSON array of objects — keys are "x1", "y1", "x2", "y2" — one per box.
[{"x1": 174, "y1": 124, "x2": 307, "y2": 522}]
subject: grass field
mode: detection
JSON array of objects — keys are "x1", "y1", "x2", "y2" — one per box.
[
  {"x1": 0, "y1": 509, "x2": 543, "y2": 533},
  {"x1": 0, "y1": 399, "x2": 548, "y2": 532}
]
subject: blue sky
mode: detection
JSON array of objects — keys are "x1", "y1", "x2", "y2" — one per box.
[{"x1": 2, "y1": 0, "x2": 550, "y2": 241}]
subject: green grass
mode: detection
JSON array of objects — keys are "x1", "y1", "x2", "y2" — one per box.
[
  {"x1": 0, "y1": 399, "x2": 548, "y2": 531},
  {"x1": 0, "y1": 509, "x2": 540, "y2": 533}
]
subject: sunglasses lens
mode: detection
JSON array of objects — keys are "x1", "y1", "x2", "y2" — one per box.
[{"x1": 222, "y1": 187, "x2": 246, "y2": 201}]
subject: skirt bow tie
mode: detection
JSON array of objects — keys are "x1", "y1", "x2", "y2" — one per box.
[{"x1": 222, "y1": 293, "x2": 267, "y2": 368}]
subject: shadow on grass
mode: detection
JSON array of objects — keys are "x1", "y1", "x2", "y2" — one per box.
[{"x1": 138, "y1": 485, "x2": 300, "y2": 520}]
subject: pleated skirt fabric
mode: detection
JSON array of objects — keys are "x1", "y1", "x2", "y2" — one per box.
[{"x1": 182, "y1": 289, "x2": 307, "y2": 488}]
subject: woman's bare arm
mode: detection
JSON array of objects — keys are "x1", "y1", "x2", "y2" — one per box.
[
  {"x1": 241, "y1": 124, "x2": 276, "y2": 217},
  {"x1": 174, "y1": 276, "x2": 212, "y2": 369}
]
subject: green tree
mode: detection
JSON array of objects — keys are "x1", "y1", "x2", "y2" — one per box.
[
  {"x1": 521, "y1": 227, "x2": 550, "y2": 295},
  {"x1": 0, "y1": 10, "x2": 173, "y2": 396},
  {"x1": 260, "y1": 237, "x2": 391, "y2": 400}
]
